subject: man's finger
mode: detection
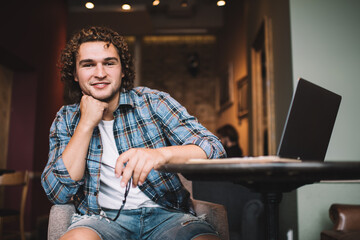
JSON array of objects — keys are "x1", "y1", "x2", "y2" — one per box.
[
  {"x1": 132, "y1": 157, "x2": 145, "y2": 187},
  {"x1": 138, "y1": 163, "x2": 153, "y2": 186},
  {"x1": 115, "y1": 150, "x2": 132, "y2": 178},
  {"x1": 120, "y1": 152, "x2": 138, "y2": 188}
]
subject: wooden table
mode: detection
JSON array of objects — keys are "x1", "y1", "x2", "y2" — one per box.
[{"x1": 160, "y1": 160, "x2": 360, "y2": 240}]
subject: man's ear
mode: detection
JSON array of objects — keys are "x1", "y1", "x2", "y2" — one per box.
[{"x1": 74, "y1": 72, "x2": 79, "y2": 82}]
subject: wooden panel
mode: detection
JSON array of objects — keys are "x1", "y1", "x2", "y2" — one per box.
[{"x1": 0, "y1": 65, "x2": 13, "y2": 169}]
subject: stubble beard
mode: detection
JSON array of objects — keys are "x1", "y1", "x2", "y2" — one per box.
[{"x1": 92, "y1": 87, "x2": 121, "y2": 104}]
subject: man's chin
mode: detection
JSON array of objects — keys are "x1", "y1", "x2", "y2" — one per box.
[
  {"x1": 93, "y1": 96, "x2": 112, "y2": 103},
  {"x1": 91, "y1": 93, "x2": 117, "y2": 103},
  {"x1": 84, "y1": 89, "x2": 120, "y2": 103}
]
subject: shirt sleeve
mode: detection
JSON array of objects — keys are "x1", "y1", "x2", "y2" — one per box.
[
  {"x1": 41, "y1": 107, "x2": 84, "y2": 204},
  {"x1": 154, "y1": 92, "x2": 226, "y2": 159}
]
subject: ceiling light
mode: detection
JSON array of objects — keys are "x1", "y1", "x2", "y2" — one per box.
[
  {"x1": 153, "y1": 0, "x2": 160, "y2": 6},
  {"x1": 122, "y1": 3, "x2": 131, "y2": 10},
  {"x1": 217, "y1": 0, "x2": 226, "y2": 7},
  {"x1": 85, "y1": 1, "x2": 95, "y2": 9},
  {"x1": 180, "y1": 0, "x2": 188, "y2": 8}
]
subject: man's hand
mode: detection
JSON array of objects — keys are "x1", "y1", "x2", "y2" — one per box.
[
  {"x1": 79, "y1": 94, "x2": 109, "y2": 128},
  {"x1": 62, "y1": 94, "x2": 109, "y2": 181},
  {"x1": 114, "y1": 145, "x2": 207, "y2": 188},
  {"x1": 115, "y1": 148, "x2": 166, "y2": 188}
]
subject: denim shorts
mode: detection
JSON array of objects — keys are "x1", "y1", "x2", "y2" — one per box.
[{"x1": 67, "y1": 207, "x2": 219, "y2": 240}]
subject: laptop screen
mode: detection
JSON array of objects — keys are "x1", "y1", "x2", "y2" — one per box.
[{"x1": 277, "y1": 78, "x2": 342, "y2": 161}]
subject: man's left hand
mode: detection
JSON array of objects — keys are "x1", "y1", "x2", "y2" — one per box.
[{"x1": 115, "y1": 148, "x2": 166, "y2": 188}]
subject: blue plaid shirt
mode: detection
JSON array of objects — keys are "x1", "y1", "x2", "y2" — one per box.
[{"x1": 41, "y1": 87, "x2": 226, "y2": 215}]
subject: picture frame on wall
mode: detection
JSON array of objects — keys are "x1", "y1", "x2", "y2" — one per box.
[
  {"x1": 237, "y1": 76, "x2": 249, "y2": 118},
  {"x1": 218, "y1": 62, "x2": 234, "y2": 111}
]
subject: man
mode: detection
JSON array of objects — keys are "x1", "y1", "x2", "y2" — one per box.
[{"x1": 41, "y1": 26, "x2": 226, "y2": 240}]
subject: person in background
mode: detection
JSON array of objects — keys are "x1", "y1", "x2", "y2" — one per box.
[
  {"x1": 217, "y1": 124, "x2": 243, "y2": 157},
  {"x1": 41, "y1": 26, "x2": 226, "y2": 240}
]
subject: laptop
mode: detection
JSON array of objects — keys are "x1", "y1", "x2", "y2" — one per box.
[
  {"x1": 277, "y1": 78, "x2": 342, "y2": 161},
  {"x1": 187, "y1": 78, "x2": 342, "y2": 164}
]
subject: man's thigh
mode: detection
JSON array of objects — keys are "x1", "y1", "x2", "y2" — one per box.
[
  {"x1": 141, "y1": 208, "x2": 219, "y2": 240},
  {"x1": 66, "y1": 208, "x2": 219, "y2": 240},
  {"x1": 66, "y1": 213, "x2": 132, "y2": 240}
]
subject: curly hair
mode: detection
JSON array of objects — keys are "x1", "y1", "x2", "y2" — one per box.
[{"x1": 59, "y1": 26, "x2": 135, "y2": 104}]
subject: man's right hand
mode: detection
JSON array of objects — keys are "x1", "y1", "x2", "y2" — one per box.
[{"x1": 79, "y1": 94, "x2": 109, "y2": 129}]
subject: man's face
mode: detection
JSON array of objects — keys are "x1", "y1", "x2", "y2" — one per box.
[{"x1": 75, "y1": 41, "x2": 123, "y2": 103}]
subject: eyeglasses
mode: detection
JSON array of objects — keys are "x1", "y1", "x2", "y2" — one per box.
[{"x1": 87, "y1": 159, "x2": 131, "y2": 221}]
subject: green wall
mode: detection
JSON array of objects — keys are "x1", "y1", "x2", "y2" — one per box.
[{"x1": 289, "y1": 0, "x2": 360, "y2": 239}]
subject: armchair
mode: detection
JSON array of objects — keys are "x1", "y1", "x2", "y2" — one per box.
[
  {"x1": 48, "y1": 176, "x2": 229, "y2": 240},
  {"x1": 321, "y1": 203, "x2": 360, "y2": 240}
]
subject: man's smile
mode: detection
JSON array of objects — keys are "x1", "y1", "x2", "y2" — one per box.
[{"x1": 91, "y1": 82, "x2": 110, "y2": 89}]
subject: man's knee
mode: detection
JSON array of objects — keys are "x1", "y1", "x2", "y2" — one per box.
[
  {"x1": 193, "y1": 235, "x2": 221, "y2": 240},
  {"x1": 60, "y1": 227, "x2": 101, "y2": 240}
]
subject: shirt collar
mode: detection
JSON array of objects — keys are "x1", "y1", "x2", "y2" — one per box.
[{"x1": 118, "y1": 89, "x2": 135, "y2": 108}]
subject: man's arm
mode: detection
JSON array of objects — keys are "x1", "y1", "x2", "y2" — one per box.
[
  {"x1": 62, "y1": 95, "x2": 108, "y2": 181},
  {"x1": 41, "y1": 95, "x2": 110, "y2": 204},
  {"x1": 115, "y1": 89, "x2": 225, "y2": 189},
  {"x1": 116, "y1": 145, "x2": 206, "y2": 187}
]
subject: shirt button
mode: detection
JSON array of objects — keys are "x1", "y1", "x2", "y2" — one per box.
[
  {"x1": 97, "y1": 145, "x2": 101, "y2": 149},
  {"x1": 94, "y1": 191, "x2": 98, "y2": 196}
]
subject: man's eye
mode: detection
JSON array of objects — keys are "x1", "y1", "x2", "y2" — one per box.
[
  {"x1": 105, "y1": 62, "x2": 116, "y2": 66},
  {"x1": 82, "y1": 63, "x2": 94, "y2": 67}
]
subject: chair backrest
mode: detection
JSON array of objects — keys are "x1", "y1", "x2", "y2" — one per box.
[
  {"x1": 0, "y1": 171, "x2": 29, "y2": 217},
  {"x1": 0, "y1": 171, "x2": 29, "y2": 186},
  {"x1": 179, "y1": 174, "x2": 193, "y2": 197}
]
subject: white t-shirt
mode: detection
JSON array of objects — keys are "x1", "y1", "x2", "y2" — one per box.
[{"x1": 97, "y1": 120, "x2": 160, "y2": 210}]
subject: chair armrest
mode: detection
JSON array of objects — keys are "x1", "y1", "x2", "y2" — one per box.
[
  {"x1": 193, "y1": 199, "x2": 229, "y2": 240},
  {"x1": 48, "y1": 203, "x2": 76, "y2": 240},
  {"x1": 329, "y1": 204, "x2": 360, "y2": 231}
]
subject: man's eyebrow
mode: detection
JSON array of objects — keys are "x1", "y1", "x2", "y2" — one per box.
[
  {"x1": 78, "y1": 57, "x2": 119, "y2": 65},
  {"x1": 78, "y1": 59, "x2": 94, "y2": 65},
  {"x1": 104, "y1": 57, "x2": 120, "y2": 62}
]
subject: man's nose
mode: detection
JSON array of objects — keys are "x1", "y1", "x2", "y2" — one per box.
[{"x1": 95, "y1": 64, "x2": 106, "y2": 78}]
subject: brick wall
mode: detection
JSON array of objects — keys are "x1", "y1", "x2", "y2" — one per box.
[{"x1": 140, "y1": 35, "x2": 219, "y2": 133}]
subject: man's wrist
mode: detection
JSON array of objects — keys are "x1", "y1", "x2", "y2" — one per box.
[
  {"x1": 77, "y1": 118, "x2": 97, "y2": 133},
  {"x1": 156, "y1": 147, "x2": 172, "y2": 165}
]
